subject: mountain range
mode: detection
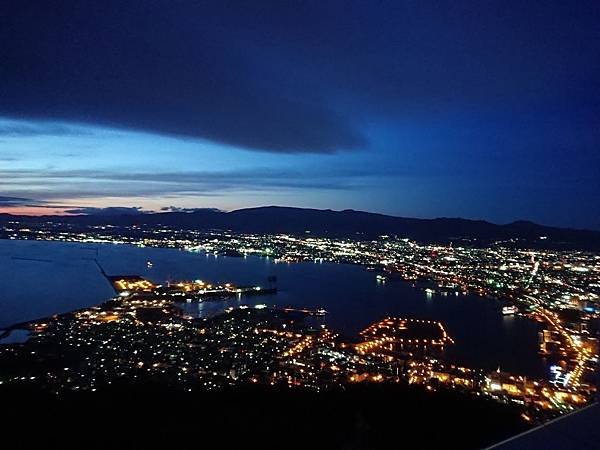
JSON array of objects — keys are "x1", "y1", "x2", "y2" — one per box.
[{"x1": 1, "y1": 206, "x2": 599, "y2": 250}]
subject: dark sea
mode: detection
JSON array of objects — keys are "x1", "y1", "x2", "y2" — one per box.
[{"x1": 0, "y1": 239, "x2": 545, "y2": 377}]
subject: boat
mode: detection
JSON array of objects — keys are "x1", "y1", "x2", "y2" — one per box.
[
  {"x1": 502, "y1": 305, "x2": 518, "y2": 315},
  {"x1": 146, "y1": 260, "x2": 153, "y2": 268}
]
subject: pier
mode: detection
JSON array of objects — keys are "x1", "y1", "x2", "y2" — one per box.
[{"x1": 280, "y1": 307, "x2": 327, "y2": 316}]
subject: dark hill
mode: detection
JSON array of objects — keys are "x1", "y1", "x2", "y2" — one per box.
[{"x1": 1, "y1": 206, "x2": 599, "y2": 249}]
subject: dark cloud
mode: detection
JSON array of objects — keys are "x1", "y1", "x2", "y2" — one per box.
[
  {"x1": 63, "y1": 206, "x2": 145, "y2": 216},
  {"x1": 0, "y1": 2, "x2": 365, "y2": 153},
  {"x1": 2, "y1": 1, "x2": 597, "y2": 154},
  {"x1": 160, "y1": 207, "x2": 222, "y2": 213},
  {"x1": 0, "y1": 196, "x2": 37, "y2": 206},
  {"x1": 0, "y1": 195, "x2": 148, "y2": 216},
  {"x1": 0, "y1": 167, "x2": 367, "y2": 201},
  {"x1": 0, "y1": 121, "x2": 93, "y2": 137}
]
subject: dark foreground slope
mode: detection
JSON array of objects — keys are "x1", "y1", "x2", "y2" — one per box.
[
  {"x1": 491, "y1": 403, "x2": 600, "y2": 450},
  {"x1": 2, "y1": 205, "x2": 600, "y2": 249},
  {"x1": 1, "y1": 382, "x2": 528, "y2": 449}
]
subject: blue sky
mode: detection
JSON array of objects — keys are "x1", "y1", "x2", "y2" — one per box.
[
  {"x1": 1, "y1": 2, "x2": 599, "y2": 228},
  {"x1": 0, "y1": 117, "x2": 380, "y2": 212},
  {"x1": 2, "y1": 115, "x2": 597, "y2": 228}
]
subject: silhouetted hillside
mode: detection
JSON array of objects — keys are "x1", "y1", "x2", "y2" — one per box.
[
  {"x1": 2, "y1": 206, "x2": 600, "y2": 249},
  {"x1": 0, "y1": 382, "x2": 529, "y2": 449}
]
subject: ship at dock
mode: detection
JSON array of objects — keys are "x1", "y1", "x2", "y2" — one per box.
[{"x1": 502, "y1": 305, "x2": 518, "y2": 315}]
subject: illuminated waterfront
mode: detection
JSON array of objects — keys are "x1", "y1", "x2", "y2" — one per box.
[{"x1": 0, "y1": 239, "x2": 544, "y2": 376}]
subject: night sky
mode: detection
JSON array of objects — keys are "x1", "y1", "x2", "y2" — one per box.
[{"x1": 1, "y1": 1, "x2": 599, "y2": 228}]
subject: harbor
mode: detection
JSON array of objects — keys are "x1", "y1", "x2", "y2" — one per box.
[
  {"x1": 0, "y1": 239, "x2": 546, "y2": 377},
  {"x1": 107, "y1": 275, "x2": 277, "y2": 301}
]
